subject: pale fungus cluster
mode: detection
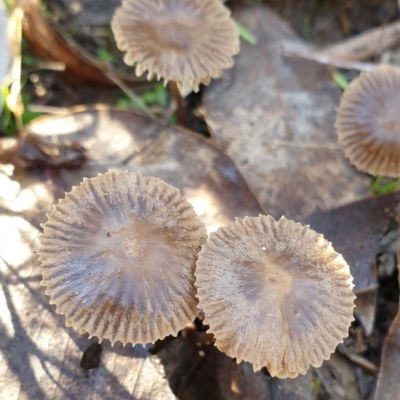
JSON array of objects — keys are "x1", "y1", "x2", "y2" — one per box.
[
  {"x1": 39, "y1": 171, "x2": 355, "y2": 379},
  {"x1": 37, "y1": 0, "x2": 365, "y2": 380}
]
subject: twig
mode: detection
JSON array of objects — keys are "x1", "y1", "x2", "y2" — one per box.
[
  {"x1": 337, "y1": 344, "x2": 379, "y2": 374},
  {"x1": 282, "y1": 43, "x2": 376, "y2": 72},
  {"x1": 283, "y1": 18, "x2": 400, "y2": 71},
  {"x1": 320, "y1": 19, "x2": 400, "y2": 61}
]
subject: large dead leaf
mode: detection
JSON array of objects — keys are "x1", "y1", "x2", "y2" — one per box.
[
  {"x1": 202, "y1": 5, "x2": 371, "y2": 220},
  {"x1": 0, "y1": 107, "x2": 313, "y2": 399},
  {"x1": 26, "y1": 107, "x2": 264, "y2": 232}
]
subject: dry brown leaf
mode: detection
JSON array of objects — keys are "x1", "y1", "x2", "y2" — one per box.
[
  {"x1": 202, "y1": 5, "x2": 371, "y2": 221},
  {"x1": 26, "y1": 107, "x2": 264, "y2": 232}
]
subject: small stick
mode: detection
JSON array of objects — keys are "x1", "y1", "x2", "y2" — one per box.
[
  {"x1": 337, "y1": 344, "x2": 378, "y2": 374},
  {"x1": 282, "y1": 43, "x2": 376, "y2": 72},
  {"x1": 283, "y1": 18, "x2": 400, "y2": 71},
  {"x1": 320, "y1": 19, "x2": 400, "y2": 61}
]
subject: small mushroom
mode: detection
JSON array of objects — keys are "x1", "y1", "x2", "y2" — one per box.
[
  {"x1": 39, "y1": 171, "x2": 207, "y2": 345},
  {"x1": 195, "y1": 215, "x2": 355, "y2": 378},
  {"x1": 111, "y1": 0, "x2": 240, "y2": 92},
  {"x1": 336, "y1": 65, "x2": 400, "y2": 177}
]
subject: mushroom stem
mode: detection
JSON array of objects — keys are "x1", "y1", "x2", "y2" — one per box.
[{"x1": 168, "y1": 81, "x2": 187, "y2": 126}]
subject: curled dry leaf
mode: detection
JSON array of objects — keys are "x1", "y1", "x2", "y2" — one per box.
[
  {"x1": 195, "y1": 215, "x2": 355, "y2": 378},
  {"x1": 112, "y1": 0, "x2": 240, "y2": 91}
]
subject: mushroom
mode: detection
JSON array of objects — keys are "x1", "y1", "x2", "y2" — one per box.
[
  {"x1": 39, "y1": 171, "x2": 207, "y2": 345},
  {"x1": 336, "y1": 65, "x2": 400, "y2": 177},
  {"x1": 195, "y1": 215, "x2": 355, "y2": 378},
  {"x1": 111, "y1": 0, "x2": 239, "y2": 93}
]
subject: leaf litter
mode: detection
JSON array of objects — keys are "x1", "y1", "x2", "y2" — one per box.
[{"x1": 1, "y1": 1, "x2": 400, "y2": 399}]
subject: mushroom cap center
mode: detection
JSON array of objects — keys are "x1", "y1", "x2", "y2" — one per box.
[
  {"x1": 240, "y1": 252, "x2": 294, "y2": 304},
  {"x1": 83, "y1": 213, "x2": 181, "y2": 302},
  {"x1": 375, "y1": 91, "x2": 400, "y2": 140},
  {"x1": 153, "y1": 20, "x2": 196, "y2": 51}
]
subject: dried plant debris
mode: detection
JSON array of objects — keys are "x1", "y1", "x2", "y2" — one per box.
[
  {"x1": 0, "y1": 132, "x2": 86, "y2": 168},
  {"x1": 156, "y1": 331, "x2": 313, "y2": 399},
  {"x1": 202, "y1": 5, "x2": 370, "y2": 220},
  {"x1": 316, "y1": 353, "x2": 363, "y2": 400},
  {"x1": 39, "y1": 171, "x2": 207, "y2": 345},
  {"x1": 195, "y1": 215, "x2": 355, "y2": 378},
  {"x1": 336, "y1": 65, "x2": 400, "y2": 178},
  {"x1": 112, "y1": 0, "x2": 239, "y2": 91}
]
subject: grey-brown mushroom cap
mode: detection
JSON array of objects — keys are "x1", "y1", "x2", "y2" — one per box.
[
  {"x1": 195, "y1": 215, "x2": 355, "y2": 378},
  {"x1": 111, "y1": 0, "x2": 240, "y2": 92},
  {"x1": 336, "y1": 65, "x2": 400, "y2": 177},
  {"x1": 39, "y1": 171, "x2": 207, "y2": 345}
]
